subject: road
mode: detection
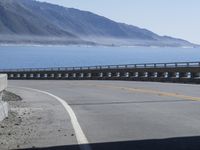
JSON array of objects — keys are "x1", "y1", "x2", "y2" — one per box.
[{"x1": 6, "y1": 80, "x2": 200, "y2": 150}]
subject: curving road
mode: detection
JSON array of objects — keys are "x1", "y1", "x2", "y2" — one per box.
[{"x1": 7, "y1": 80, "x2": 200, "y2": 150}]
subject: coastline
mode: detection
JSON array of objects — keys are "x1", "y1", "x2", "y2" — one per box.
[{"x1": 0, "y1": 43, "x2": 198, "y2": 48}]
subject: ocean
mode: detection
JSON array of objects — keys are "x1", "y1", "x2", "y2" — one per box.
[{"x1": 0, "y1": 46, "x2": 200, "y2": 69}]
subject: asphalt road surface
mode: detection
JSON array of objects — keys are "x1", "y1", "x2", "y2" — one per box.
[{"x1": 7, "y1": 80, "x2": 200, "y2": 150}]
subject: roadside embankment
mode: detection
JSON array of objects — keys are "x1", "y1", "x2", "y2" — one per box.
[{"x1": 0, "y1": 74, "x2": 8, "y2": 121}]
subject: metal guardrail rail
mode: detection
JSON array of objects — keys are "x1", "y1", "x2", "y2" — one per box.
[{"x1": 0, "y1": 61, "x2": 200, "y2": 72}]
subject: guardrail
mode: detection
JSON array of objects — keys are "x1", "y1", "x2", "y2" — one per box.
[
  {"x1": 0, "y1": 61, "x2": 200, "y2": 72},
  {"x1": 0, "y1": 61, "x2": 200, "y2": 84}
]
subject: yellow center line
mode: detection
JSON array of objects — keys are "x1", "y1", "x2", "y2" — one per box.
[{"x1": 87, "y1": 84, "x2": 200, "y2": 102}]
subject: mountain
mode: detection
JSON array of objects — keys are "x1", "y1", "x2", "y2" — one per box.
[{"x1": 0, "y1": 0, "x2": 197, "y2": 47}]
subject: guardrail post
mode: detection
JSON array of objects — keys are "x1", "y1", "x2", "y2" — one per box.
[
  {"x1": 116, "y1": 72, "x2": 120, "y2": 78},
  {"x1": 175, "y1": 72, "x2": 180, "y2": 78},
  {"x1": 57, "y1": 73, "x2": 62, "y2": 79},
  {"x1": 37, "y1": 74, "x2": 40, "y2": 78},
  {"x1": 186, "y1": 72, "x2": 192, "y2": 78},
  {"x1": 87, "y1": 73, "x2": 91, "y2": 78},
  {"x1": 23, "y1": 74, "x2": 27, "y2": 78},
  {"x1": 144, "y1": 72, "x2": 148, "y2": 78},
  {"x1": 44, "y1": 74, "x2": 48, "y2": 78},
  {"x1": 80, "y1": 73, "x2": 84, "y2": 78},
  {"x1": 108, "y1": 72, "x2": 112, "y2": 78},
  {"x1": 152, "y1": 72, "x2": 158, "y2": 78},
  {"x1": 125, "y1": 72, "x2": 130, "y2": 78},
  {"x1": 163, "y1": 72, "x2": 168, "y2": 78},
  {"x1": 99, "y1": 72, "x2": 103, "y2": 78},
  {"x1": 65, "y1": 73, "x2": 69, "y2": 79},
  {"x1": 133, "y1": 72, "x2": 139, "y2": 78},
  {"x1": 73, "y1": 73, "x2": 76, "y2": 78}
]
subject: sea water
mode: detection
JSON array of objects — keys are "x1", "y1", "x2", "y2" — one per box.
[{"x1": 0, "y1": 46, "x2": 200, "y2": 69}]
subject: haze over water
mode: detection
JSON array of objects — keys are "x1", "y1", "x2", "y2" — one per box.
[{"x1": 0, "y1": 46, "x2": 200, "y2": 69}]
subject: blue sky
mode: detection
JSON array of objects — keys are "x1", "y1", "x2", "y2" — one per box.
[{"x1": 38, "y1": 0, "x2": 200, "y2": 44}]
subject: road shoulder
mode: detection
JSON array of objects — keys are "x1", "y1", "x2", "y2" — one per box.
[{"x1": 0, "y1": 87, "x2": 77, "y2": 150}]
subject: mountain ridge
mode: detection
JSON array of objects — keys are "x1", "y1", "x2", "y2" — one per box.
[{"x1": 0, "y1": 0, "x2": 198, "y2": 47}]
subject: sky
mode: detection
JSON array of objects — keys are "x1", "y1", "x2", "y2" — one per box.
[{"x1": 38, "y1": 0, "x2": 200, "y2": 44}]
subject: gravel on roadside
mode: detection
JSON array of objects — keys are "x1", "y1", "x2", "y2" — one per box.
[{"x1": 2, "y1": 91, "x2": 22, "y2": 102}]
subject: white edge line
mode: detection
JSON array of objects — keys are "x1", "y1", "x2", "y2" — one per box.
[{"x1": 11, "y1": 86, "x2": 92, "y2": 150}]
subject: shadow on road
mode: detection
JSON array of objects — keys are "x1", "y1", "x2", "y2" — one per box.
[{"x1": 17, "y1": 136, "x2": 200, "y2": 150}]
